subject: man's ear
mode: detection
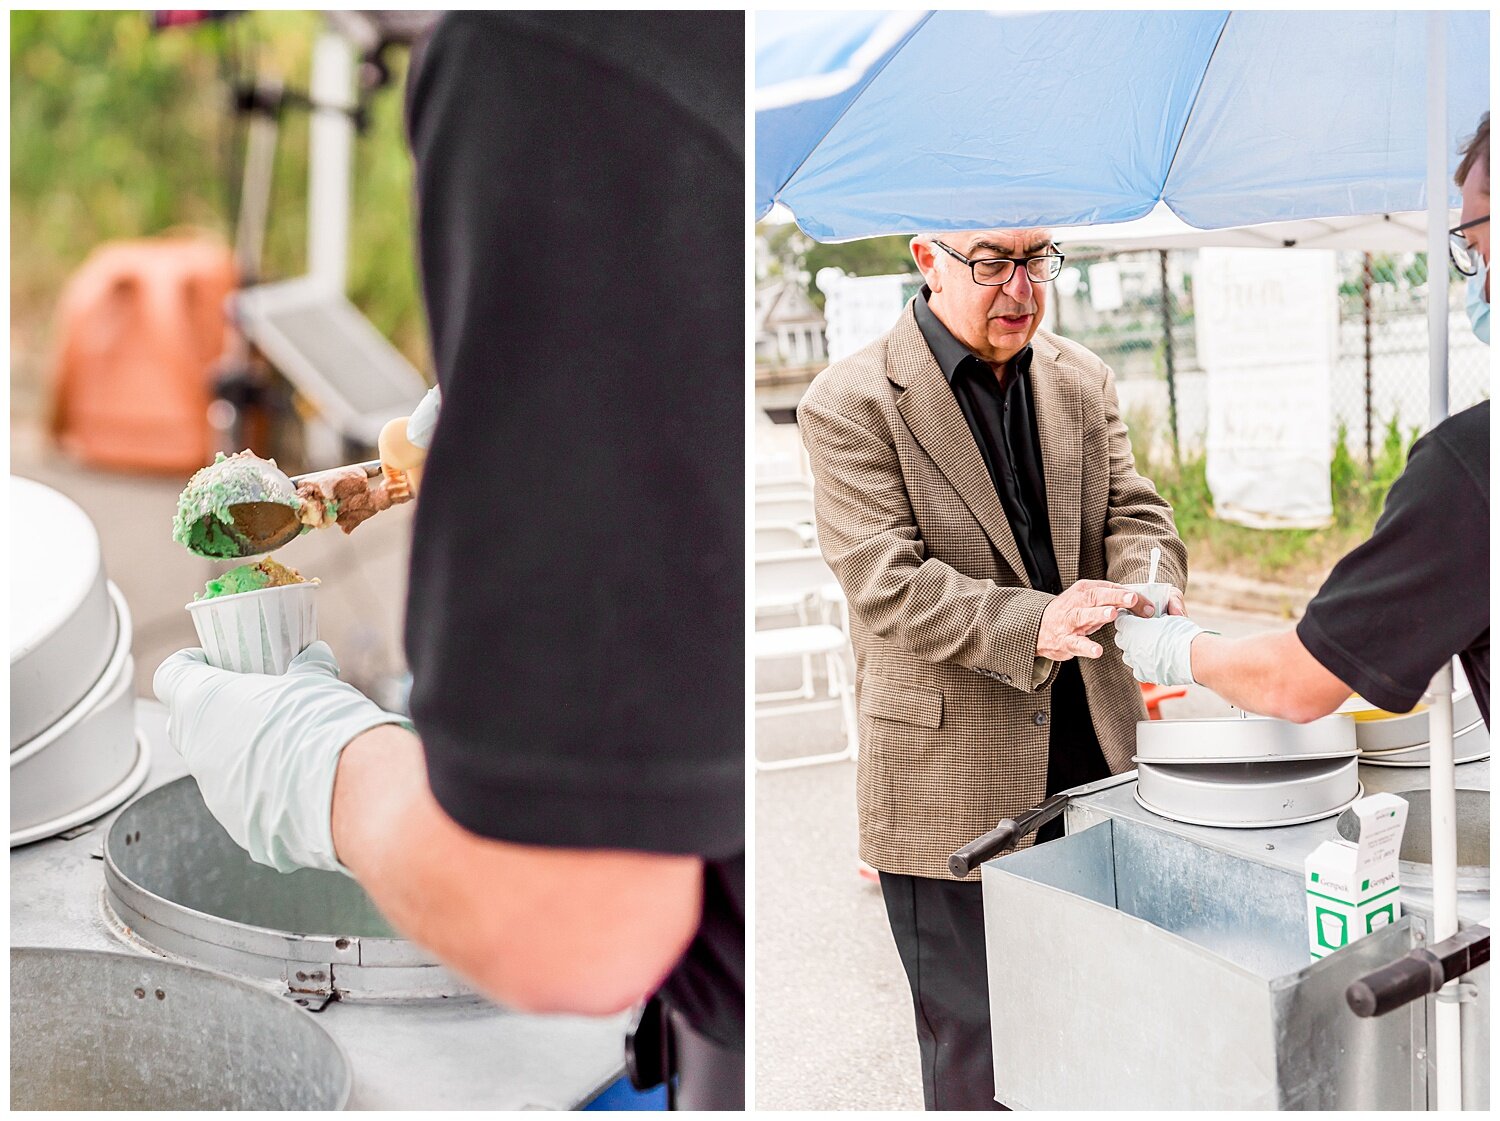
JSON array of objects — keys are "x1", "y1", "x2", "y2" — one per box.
[{"x1": 911, "y1": 237, "x2": 940, "y2": 292}]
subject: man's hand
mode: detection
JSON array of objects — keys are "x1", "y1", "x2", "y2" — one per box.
[
  {"x1": 153, "y1": 641, "x2": 411, "y2": 873},
  {"x1": 1036, "y1": 579, "x2": 1142, "y2": 661},
  {"x1": 1113, "y1": 614, "x2": 1213, "y2": 686},
  {"x1": 1122, "y1": 582, "x2": 1187, "y2": 618}
]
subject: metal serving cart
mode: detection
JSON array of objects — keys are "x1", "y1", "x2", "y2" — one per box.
[
  {"x1": 968, "y1": 760, "x2": 1489, "y2": 1110},
  {"x1": 11, "y1": 701, "x2": 631, "y2": 1110}
]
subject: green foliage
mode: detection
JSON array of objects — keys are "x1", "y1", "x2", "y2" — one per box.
[
  {"x1": 11, "y1": 11, "x2": 428, "y2": 377},
  {"x1": 802, "y1": 234, "x2": 916, "y2": 308},
  {"x1": 1132, "y1": 411, "x2": 1416, "y2": 587}
]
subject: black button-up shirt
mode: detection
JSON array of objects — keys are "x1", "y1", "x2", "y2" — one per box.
[
  {"x1": 913, "y1": 287, "x2": 1060, "y2": 593},
  {"x1": 913, "y1": 287, "x2": 1109, "y2": 815}
]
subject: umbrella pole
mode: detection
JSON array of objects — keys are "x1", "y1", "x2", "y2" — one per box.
[{"x1": 1424, "y1": 11, "x2": 1462, "y2": 1111}]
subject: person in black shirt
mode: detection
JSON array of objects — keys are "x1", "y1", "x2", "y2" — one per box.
[
  {"x1": 156, "y1": 11, "x2": 743, "y2": 1110},
  {"x1": 1115, "y1": 120, "x2": 1489, "y2": 729}
]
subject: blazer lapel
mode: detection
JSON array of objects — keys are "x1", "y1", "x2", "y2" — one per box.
[
  {"x1": 888, "y1": 307, "x2": 1032, "y2": 587},
  {"x1": 1028, "y1": 335, "x2": 1084, "y2": 588}
]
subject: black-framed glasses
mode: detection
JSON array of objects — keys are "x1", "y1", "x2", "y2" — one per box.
[
  {"x1": 933, "y1": 240, "x2": 1065, "y2": 285},
  {"x1": 1448, "y1": 214, "x2": 1488, "y2": 276}
]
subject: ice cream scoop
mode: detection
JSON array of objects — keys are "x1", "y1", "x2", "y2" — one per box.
[{"x1": 173, "y1": 451, "x2": 388, "y2": 558}]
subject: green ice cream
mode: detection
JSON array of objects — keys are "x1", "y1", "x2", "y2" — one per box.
[{"x1": 196, "y1": 558, "x2": 309, "y2": 601}]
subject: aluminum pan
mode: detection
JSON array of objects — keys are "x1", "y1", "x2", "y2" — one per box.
[
  {"x1": 1359, "y1": 718, "x2": 1489, "y2": 767},
  {"x1": 1136, "y1": 756, "x2": 1361, "y2": 828},
  {"x1": 11, "y1": 946, "x2": 351, "y2": 1109},
  {"x1": 1133, "y1": 713, "x2": 1356, "y2": 764},
  {"x1": 10, "y1": 652, "x2": 141, "y2": 844},
  {"x1": 104, "y1": 776, "x2": 470, "y2": 1000},
  {"x1": 1354, "y1": 690, "x2": 1483, "y2": 753},
  {"x1": 10, "y1": 480, "x2": 119, "y2": 749}
]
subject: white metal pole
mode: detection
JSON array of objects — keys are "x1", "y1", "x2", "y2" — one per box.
[
  {"x1": 1423, "y1": 11, "x2": 1461, "y2": 1112},
  {"x1": 308, "y1": 32, "x2": 354, "y2": 294}
]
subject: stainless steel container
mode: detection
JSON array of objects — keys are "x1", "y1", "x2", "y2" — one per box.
[
  {"x1": 10, "y1": 477, "x2": 119, "y2": 748},
  {"x1": 1136, "y1": 756, "x2": 1361, "y2": 828},
  {"x1": 1134, "y1": 713, "x2": 1357, "y2": 764},
  {"x1": 104, "y1": 777, "x2": 470, "y2": 1002},
  {"x1": 11, "y1": 947, "x2": 351, "y2": 1109},
  {"x1": 982, "y1": 818, "x2": 1424, "y2": 1109}
]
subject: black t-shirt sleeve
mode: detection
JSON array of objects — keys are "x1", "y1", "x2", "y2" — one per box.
[
  {"x1": 401, "y1": 13, "x2": 744, "y2": 859},
  {"x1": 1297, "y1": 407, "x2": 1490, "y2": 714}
]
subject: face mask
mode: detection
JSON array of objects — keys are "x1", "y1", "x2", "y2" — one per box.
[{"x1": 1465, "y1": 257, "x2": 1489, "y2": 345}]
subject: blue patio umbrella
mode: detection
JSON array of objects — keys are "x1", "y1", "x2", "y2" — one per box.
[
  {"x1": 757, "y1": 9, "x2": 1489, "y2": 1108},
  {"x1": 756, "y1": 10, "x2": 1487, "y2": 239}
]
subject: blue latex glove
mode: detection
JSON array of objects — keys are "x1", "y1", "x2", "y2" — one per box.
[
  {"x1": 153, "y1": 641, "x2": 412, "y2": 874},
  {"x1": 1113, "y1": 614, "x2": 1216, "y2": 687},
  {"x1": 407, "y1": 385, "x2": 442, "y2": 450}
]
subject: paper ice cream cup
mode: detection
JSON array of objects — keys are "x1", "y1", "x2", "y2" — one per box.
[
  {"x1": 1123, "y1": 582, "x2": 1174, "y2": 619},
  {"x1": 185, "y1": 582, "x2": 319, "y2": 674}
]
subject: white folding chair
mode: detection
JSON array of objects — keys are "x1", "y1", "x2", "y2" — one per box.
[
  {"x1": 753, "y1": 492, "x2": 815, "y2": 530},
  {"x1": 753, "y1": 623, "x2": 859, "y2": 771},
  {"x1": 754, "y1": 522, "x2": 810, "y2": 555}
]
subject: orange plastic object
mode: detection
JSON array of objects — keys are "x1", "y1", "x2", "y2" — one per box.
[
  {"x1": 48, "y1": 236, "x2": 236, "y2": 473},
  {"x1": 1140, "y1": 681, "x2": 1188, "y2": 720}
]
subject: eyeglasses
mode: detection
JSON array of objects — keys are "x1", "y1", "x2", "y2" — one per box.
[
  {"x1": 932, "y1": 240, "x2": 1065, "y2": 285},
  {"x1": 1448, "y1": 214, "x2": 1488, "y2": 276}
]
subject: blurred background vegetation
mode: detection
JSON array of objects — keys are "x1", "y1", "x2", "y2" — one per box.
[{"x1": 11, "y1": 10, "x2": 428, "y2": 420}]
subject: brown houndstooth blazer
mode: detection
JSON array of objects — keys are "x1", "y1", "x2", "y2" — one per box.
[{"x1": 798, "y1": 302, "x2": 1187, "y2": 880}]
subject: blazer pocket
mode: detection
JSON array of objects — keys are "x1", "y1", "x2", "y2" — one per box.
[{"x1": 859, "y1": 674, "x2": 943, "y2": 730}]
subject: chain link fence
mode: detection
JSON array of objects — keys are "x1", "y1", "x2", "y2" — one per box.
[{"x1": 1055, "y1": 249, "x2": 1489, "y2": 465}]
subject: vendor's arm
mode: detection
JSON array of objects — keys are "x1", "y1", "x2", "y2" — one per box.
[
  {"x1": 1187, "y1": 630, "x2": 1352, "y2": 722},
  {"x1": 331, "y1": 724, "x2": 701, "y2": 1016},
  {"x1": 799, "y1": 393, "x2": 1138, "y2": 684}
]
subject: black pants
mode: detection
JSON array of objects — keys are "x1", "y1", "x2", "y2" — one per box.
[{"x1": 879, "y1": 872, "x2": 1007, "y2": 1111}]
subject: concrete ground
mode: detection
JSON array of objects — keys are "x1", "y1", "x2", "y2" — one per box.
[{"x1": 10, "y1": 421, "x2": 415, "y2": 707}]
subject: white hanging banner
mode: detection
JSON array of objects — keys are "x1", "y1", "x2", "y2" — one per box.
[{"x1": 1195, "y1": 248, "x2": 1339, "y2": 529}]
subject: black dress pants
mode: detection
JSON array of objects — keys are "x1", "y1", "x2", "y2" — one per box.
[{"x1": 879, "y1": 871, "x2": 1007, "y2": 1111}]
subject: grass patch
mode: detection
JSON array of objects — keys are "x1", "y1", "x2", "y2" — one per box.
[{"x1": 1132, "y1": 413, "x2": 1417, "y2": 590}]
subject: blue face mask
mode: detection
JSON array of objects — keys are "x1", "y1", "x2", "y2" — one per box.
[{"x1": 1465, "y1": 257, "x2": 1489, "y2": 345}]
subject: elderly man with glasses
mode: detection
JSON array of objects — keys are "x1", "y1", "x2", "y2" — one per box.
[{"x1": 798, "y1": 226, "x2": 1185, "y2": 1110}]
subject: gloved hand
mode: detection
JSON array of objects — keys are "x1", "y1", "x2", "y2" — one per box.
[
  {"x1": 153, "y1": 641, "x2": 412, "y2": 874},
  {"x1": 1113, "y1": 614, "x2": 1216, "y2": 686},
  {"x1": 407, "y1": 384, "x2": 442, "y2": 450}
]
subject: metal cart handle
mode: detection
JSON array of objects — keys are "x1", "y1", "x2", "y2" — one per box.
[
  {"x1": 948, "y1": 793, "x2": 1070, "y2": 878},
  {"x1": 1346, "y1": 925, "x2": 1489, "y2": 1018}
]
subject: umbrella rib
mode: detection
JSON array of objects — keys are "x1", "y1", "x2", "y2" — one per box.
[
  {"x1": 771, "y1": 10, "x2": 937, "y2": 217},
  {"x1": 1159, "y1": 10, "x2": 1234, "y2": 224}
]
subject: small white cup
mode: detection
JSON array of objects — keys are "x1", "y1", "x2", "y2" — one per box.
[
  {"x1": 1123, "y1": 581, "x2": 1174, "y2": 619},
  {"x1": 185, "y1": 582, "x2": 319, "y2": 674}
]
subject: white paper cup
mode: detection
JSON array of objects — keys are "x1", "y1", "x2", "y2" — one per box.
[
  {"x1": 1123, "y1": 581, "x2": 1174, "y2": 618},
  {"x1": 185, "y1": 582, "x2": 319, "y2": 674}
]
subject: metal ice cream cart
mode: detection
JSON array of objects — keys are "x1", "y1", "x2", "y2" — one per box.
[{"x1": 958, "y1": 751, "x2": 1489, "y2": 1110}]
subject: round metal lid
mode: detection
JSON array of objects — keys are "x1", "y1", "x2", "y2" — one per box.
[
  {"x1": 104, "y1": 776, "x2": 471, "y2": 1002},
  {"x1": 1357, "y1": 718, "x2": 1489, "y2": 768},
  {"x1": 1135, "y1": 756, "x2": 1361, "y2": 828},
  {"x1": 11, "y1": 646, "x2": 146, "y2": 847},
  {"x1": 1134, "y1": 713, "x2": 1357, "y2": 765},
  {"x1": 11, "y1": 946, "x2": 351, "y2": 1110},
  {"x1": 1351, "y1": 690, "x2": 1483, "y2": 753},
  {"x1": 10, "y1": 477, "x2": 116, "y2": 748}
]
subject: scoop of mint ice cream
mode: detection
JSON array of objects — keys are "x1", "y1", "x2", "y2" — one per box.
[
  {"x1": 196, "y1": 558, "x2": 308, "y2": 601},
  {"x1": 172, "y1": 451, "x2": 303, "y2": 558}
]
